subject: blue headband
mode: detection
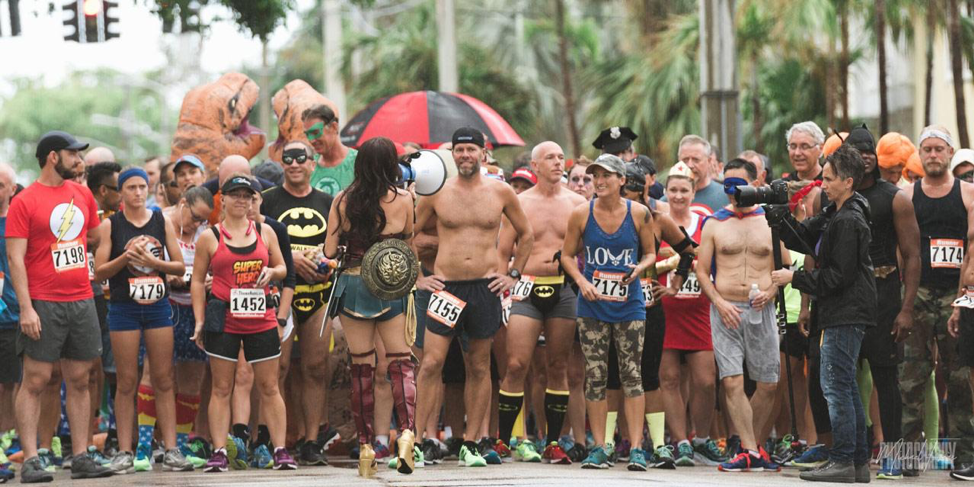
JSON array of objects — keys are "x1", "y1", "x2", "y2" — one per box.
[
  {"x1": 118, "y1": 167, "x2": 149, "y2": 189},
  {"x1": 723, "y1": 177, "x2": 749, "y2": 194}
]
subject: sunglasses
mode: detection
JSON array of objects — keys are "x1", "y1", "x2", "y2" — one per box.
[
  {"x1": 959, "y1": 170, "x2": 974, "y2": 182},
  {"x1": 102, "y1": 184, "x2": 118, "y2": 192},
  {"x1": 304, "y1": 121, "x2": 328, "y2": 141},
  {"x1": 282, "y1": 152, "x2": 309, "y2": 165},
  {"x1": 186, "y1": 207, "x2": 209, "y2": 224}
]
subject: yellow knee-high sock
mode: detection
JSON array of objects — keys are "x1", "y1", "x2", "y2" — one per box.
[
  {"x1": 645, "y1": 412, "x2": 665, "y2": 449},
  {"x1": 605, "y1": 411, "x2": 618, "y2": 447}
]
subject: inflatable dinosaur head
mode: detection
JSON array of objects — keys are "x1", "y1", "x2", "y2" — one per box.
[
  {"x1": 270, "y1": 79, "x2": 338, "y2": 162},
  {"x1": 170, "y1": 72, "x2": 266, "y2": 174}
]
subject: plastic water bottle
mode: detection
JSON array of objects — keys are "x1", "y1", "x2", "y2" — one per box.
[{"x1": 748, "y1": 283, "x2": 762, "y2": 324}]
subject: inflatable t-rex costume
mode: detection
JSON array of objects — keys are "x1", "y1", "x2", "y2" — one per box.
[
  {"x1": 170, "y1": 72, "x2": 265, "y2": 175},
  {"x1": 269, "y1": 80, "x2": 338, "y2": 162}
]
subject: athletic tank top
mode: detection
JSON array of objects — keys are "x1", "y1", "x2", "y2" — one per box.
[
  {"x1": 169, "y1": 225, "x2": 206, "y2": 306},
  {"x1": 107, "y1": 210, "x2": 169, "y2": 304},
  {"x1": 210, "y1": 222, "x2": 277, "y2": 334},
  {"x1": 577, "y1": 200, "x2": 646, "y2": 322},
  {"x1": 913, "y1": 179, "x2": 968, "y2": 287},
  {"x1": 859, "y1": 179, "x2": 900, "y2": 268},
  {"x1": 660, "y1": 213, "x2": 712, "y2": 350}
]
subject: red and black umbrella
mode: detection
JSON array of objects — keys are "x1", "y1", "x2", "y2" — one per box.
[{"x1": 340, "y1": 90, "x2": 525, "y2": 149}]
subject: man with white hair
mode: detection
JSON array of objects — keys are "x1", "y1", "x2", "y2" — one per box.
[
  {"x1": 671, "y1": 135, "x2": 728, "y2": 215},
  {"x1": 785, "y1": 122, "x2": 825, "y2": 182}
]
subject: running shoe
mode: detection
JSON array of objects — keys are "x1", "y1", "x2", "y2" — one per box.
[
  {"x1": 580, "y1": 446, "x2": 610, "y2": 469},
  {"x1": 876, "y1": 457, "x2": 903, "y2": 479},
  {"x1": 421, "y1": 439, "x2": 443, "y2": 465},
  {"x1": 19, "y1": 457, "x2": 54, "y2": 483},
  {"x1": 163, "y1": 448, "x2": 194, "y2": 472},
  {"x1": 37, "y1": 448, "x2": 56, "y2": 473},
  {"x1": 493, "y1": 439, "x2": 512, "y2": 462},
  {"x1": 951, "y1": 463, "x2": 974, "y2": 481},
  {"x1": 0, "y1": 465, "x2": 13, "y2": 482},
  {"x1": 204, "y1": 449, "x2": 229, "y2": 473},
  {"x1": 694, "y1": 438, "x2": 727, "y2": 465},
  {"x1": 477, "y1": 438, "x2": 501, "y2": 465},
  {"x1": 458, "y1": 443, "x2": 487, "y2": 467},
  {"x1": 272, "y1": 447, "x2": 297, "y2": 470},
  {"x1": 297, "y1": 440, "x2": 327, "y2": 466},
  {"x1": 649, "y1": 445, "x2": 676, "y2": 469},
  {"x1": 628, "y1": 448, "x2": 648, "y2": 471},
  {"x1": 227, "y1": 435, "x2": 249, "y2": 470},
  {"x1": 251, "y1": 445, "x2": 274, "y2": 469},
  {"x1": 445, "y1": 437, "x2": 464, "y2": 458},
  {"x1": 543, "y1": 442, "x2": 571, "y2": 465},
  {"x1": 719, "y1": 450, "x2": 780, "y2": 472},
  {"x1": 69, "y1": 454, "x2": 113, "y2": 479},
  {"x1": 566, "y1": 443, "x2": 587, "y2": 463},
  {"x1": 133, "y1": 444, "x2": 152, "y2": 472},
  {"x1": 108, "y1": 451, "x2": 134, "y2": 474},
  {"x1": 615, "y1": 438, "x2": 632, "y2": 460},
  {"x1": 675, "y1": 441, "x2": 695, "y2": 467},
  {"x1": 723, "y1": 435, "x2": 741, "y2": 458},
  {"x1": 186, "y1": 437, "x2": 212, "y2": 460},
  {"x1": 514, "y1": 440, "x2": 542, "y2": 462},
  {"x1": 388, "y1": 446, "x2": 425, "y2": 469},
  {"x1": 86, "y1": 446, "x2": 112, "y2": 467},
  {"x1": 788, "y1": 444, "x2": 829, "y2": 469},
  {"x1": 373, "y1": 442, "x2": 391, "y2": 461}
]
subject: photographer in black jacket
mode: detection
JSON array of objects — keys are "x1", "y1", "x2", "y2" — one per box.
[{"x1": 769, "y1": 145, "x2": 877, "y2": 483}]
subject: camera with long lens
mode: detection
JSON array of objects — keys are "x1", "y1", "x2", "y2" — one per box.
[{"x1": 734, "y1": 179, "x2": 789, "y2": 207}]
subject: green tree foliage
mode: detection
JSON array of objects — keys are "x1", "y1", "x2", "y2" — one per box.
[
  {"x1": 151, "y1": 0, "x2": 292, "y2": 40},
  {"x1": 0, "y1": 70, "x2": 171, "y2": 177}
]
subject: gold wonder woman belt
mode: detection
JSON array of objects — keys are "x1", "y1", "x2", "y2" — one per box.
[
  {"x1": 873, "y1": 266, "x2": 897, "y2": 279},
  {"x1": 532, "y1": 275, "x2": 565, "y2": 285}
]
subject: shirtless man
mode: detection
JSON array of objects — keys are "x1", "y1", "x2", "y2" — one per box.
[
  {"x1": 695, "y1": 158, "x2": 781, "y2": 472},
  {"x1": 413, "y1": 127, "x2": 534, "y2": 467},
  {"x1": 496, "y1": 142, "x2": 585, "y2": 464}
]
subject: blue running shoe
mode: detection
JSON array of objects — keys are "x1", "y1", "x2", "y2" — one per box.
[
  {"x1": 581, "y1": 446, "x2": 610, "y2": 469},
  {"x1": 877, "y1": 457, "x2": 902, "y2": 480},
  {"x1": 788, "y1": 444, "x2": 829, "y2": 470},
  {"x1": 250, "y1": 444, "x2": 273, "y2": 469}
]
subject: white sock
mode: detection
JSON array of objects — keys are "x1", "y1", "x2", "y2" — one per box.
[
  {"x1": 678, "y1": 439, "x2": 690, "y2": 448},
  {"x1": 692, "y1": 436, "x2": 709, "y2": 446},
  {"x1": 376, "y1": 435, "x2": 389, "y2": 447}
]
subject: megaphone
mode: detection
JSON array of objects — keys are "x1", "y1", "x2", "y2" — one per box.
[{"x1": 399, "y1": 150, "x2": 452, "y2": 196}]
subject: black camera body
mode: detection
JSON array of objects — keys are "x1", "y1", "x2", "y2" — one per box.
[{"x1": 734, "y1": 179, "x2": 789, "y2": 207}]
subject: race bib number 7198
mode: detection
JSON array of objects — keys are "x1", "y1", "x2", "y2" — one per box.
[{"x1": 51, "y1": 239, "x2": 87, "y2": 273}]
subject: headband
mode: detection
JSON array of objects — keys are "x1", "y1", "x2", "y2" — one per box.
[
  {"x1": 118, "y1": 167, "x2": 149, "y2": 189},
  {"x1": 723, "y1": 177, "x2": 749, "y2": 195},
  {"x1": 919, "y1": 128, "x2": 955, "y2": 148}
]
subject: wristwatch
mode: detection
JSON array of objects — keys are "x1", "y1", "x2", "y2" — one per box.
[
  {"x1": 278, "y1": 318, "x2": 287, "y2": 328},
  {"x1": 508, "y1": 268, "x2": 522, "y2": 280}
]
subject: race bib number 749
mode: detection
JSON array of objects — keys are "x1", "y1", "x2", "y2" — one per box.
[{"x1": 930, "y1": 239, "x2": 964, "y2": 269}]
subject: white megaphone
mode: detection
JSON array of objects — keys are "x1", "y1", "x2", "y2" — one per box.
[{"x1": 399, "y1": 149, "x2": 455, "y2": 196}]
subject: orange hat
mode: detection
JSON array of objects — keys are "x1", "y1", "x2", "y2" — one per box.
[
  {"x1": 822, "y1": 132, "x2": 848, "y2": 157},
  {"x1": 903, "y1": 152, "x2": 925, "y2": 180},
  {"x1": 876, "y1": 132, "x2": 916, "y2": 169}
]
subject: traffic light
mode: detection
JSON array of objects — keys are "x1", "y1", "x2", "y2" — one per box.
[
  {"x1": 4, "y1": 0, "x2": 21, "y2": 36},
  {"x1": 63, "y1": 0, "x2": 118, "y2": 43}
]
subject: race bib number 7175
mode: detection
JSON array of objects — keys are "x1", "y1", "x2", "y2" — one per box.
[{"x1": 592, "y1": 270, "x2": 628, "y2": 302}]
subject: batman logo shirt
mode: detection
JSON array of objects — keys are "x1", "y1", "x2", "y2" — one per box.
[{"x1": 260, "y1": 185, "x2": 334, "y2": 285}]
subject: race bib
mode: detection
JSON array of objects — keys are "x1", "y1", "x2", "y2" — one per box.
[
  {"x1": 930, "y1": 239, "x2": 964, "y2": 269},
  {"x1": 592, "y1": 270, "x2": 628, "y2": 302},
  {"x1": 0, "y1": 271, "x2": 5, "y2": 292},
  {"x1": 87, "y1": 252, "x2": 96, "y2": 281},
  {"x1": 128, "y1": 276, "x2": 165, "y2": 305},
  {"x1": 511, "y1": 276, "x2": 535, "y2": 302},
  {"x1": 230, "y1": 288, "x2": 266, "y2": 318},
  {"x1": 640, "y1": 278, "x2": 655, "y2": 307},
  {"x1": 501, "y1": 296, "x2": 512, "y2": 327},
  {"x1": 182, "y1": 266, "x2": 193, "y2": 284},
  {"x1": 677, "y1": 272, "x2": 702, "y2": 298},
  {"x1": 51, "y1": 239, "x2": 87, "y2": 273},
  {"x1": 427, "y1": 290, "x2": 467, "y2": 328}
]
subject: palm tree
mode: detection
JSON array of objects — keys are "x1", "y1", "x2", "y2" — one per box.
[
  {"x1": 554, "y1": 0, "x2": 582, "y2": 157},
  {"x1": 876, "y1": 0, "x2": 889, "y2": 133},
  {"x1": 948, "y1": 0, "x2": 970, "y2": 146}
]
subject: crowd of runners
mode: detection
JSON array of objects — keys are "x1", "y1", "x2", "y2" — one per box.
[{"x1": 0, "y1": 105, "x2": 973, "y2": 484}]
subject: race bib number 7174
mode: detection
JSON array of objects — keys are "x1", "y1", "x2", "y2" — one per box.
[{"x1": 930, "y1": 239, "x2": 964, "y2": 269}]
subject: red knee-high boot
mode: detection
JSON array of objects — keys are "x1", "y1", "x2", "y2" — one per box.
[
  {"x1": 351, "y1": 362, "x2": 376, "y2": 477},
  {"x1": 388, "y1": 355, "x2": 417, "y2": 473}
]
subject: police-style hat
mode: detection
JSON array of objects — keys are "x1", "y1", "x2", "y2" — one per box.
[{"x1": 592, "y1": 126, "x2": 637, "y2": 154}]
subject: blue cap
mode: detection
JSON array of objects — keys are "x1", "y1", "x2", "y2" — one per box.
[{"x1": 174, "y1": 154, "x2": 205, "y2": 173}]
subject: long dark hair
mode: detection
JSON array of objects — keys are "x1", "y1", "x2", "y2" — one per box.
[{"x1": 339, "y1": 137, "x2": 400, "y2": 244}]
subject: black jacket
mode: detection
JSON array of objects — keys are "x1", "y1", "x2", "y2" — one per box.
[{"x1": 778, "y1": 192, "x2": 877, "y2": 329}]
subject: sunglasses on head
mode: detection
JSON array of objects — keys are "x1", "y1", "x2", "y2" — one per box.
[{"x1": 282, "y1": 150, "x2": 309, "y2": 165}]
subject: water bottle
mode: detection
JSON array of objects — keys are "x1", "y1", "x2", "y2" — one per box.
[{"x1": 748, "y1": 283, "x2": 762, "y2": 324}]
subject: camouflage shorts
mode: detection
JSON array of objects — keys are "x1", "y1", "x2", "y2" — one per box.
[{"x1": 577, "y1": 317, "x2": 644, "y2": 401}]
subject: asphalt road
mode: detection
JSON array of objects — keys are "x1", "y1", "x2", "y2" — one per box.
[{"x1": 53, "y1": 459, "x2": 957, "y2": 486}]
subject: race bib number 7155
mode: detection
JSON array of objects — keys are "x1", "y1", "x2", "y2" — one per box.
[{"x1": 427, "y1": 290, "x2": 467, "y2": 328}]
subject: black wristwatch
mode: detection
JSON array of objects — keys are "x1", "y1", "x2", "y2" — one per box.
[
  {"x1": 277, "y1": 318, "x2": 287, "y2": 328},
  {"x1": 508, "y1": 268, "x2": 522, "y2": 280}
]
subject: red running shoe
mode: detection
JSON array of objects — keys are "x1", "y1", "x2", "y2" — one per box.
[{"x1": 543, "y1": 442, "x2": 572, "y2": 465}]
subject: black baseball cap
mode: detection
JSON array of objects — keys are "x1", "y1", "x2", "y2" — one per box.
[
  {"x1": 221, "y1": 176, "x2": 259, "y2": 195},
  {"x1": 35, "y1": 131, "x2": 89, "y2": 160},
  {"x1": 452, "y1": 127, "x2": 486, "y2": 148}
]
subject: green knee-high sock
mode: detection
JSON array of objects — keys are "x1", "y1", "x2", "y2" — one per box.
[
  {"x1": 924, "y1": 370, "x2": 939, "y2": 448},
  {"x1": 857, "y1": 360, "x2": 874, "y2": 428},
  {"x1": 605, "y1": 411, "x2": 618, "y2": 447},
  {"x1": 645, "y1": 412, "x2": 665, "y2": 450}
]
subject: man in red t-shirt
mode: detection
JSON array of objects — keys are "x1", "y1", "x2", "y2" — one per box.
[{"x1": 7, "y1": 131, "x2": 113, "y2": 481}]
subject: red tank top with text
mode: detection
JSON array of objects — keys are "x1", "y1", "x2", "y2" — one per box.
[
  {"x1": 660, "y1": 212, "x2": 713, "y2": 351},
  {"x1": 210, "y1": 223, "x2": 276, "y2": 334}
]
